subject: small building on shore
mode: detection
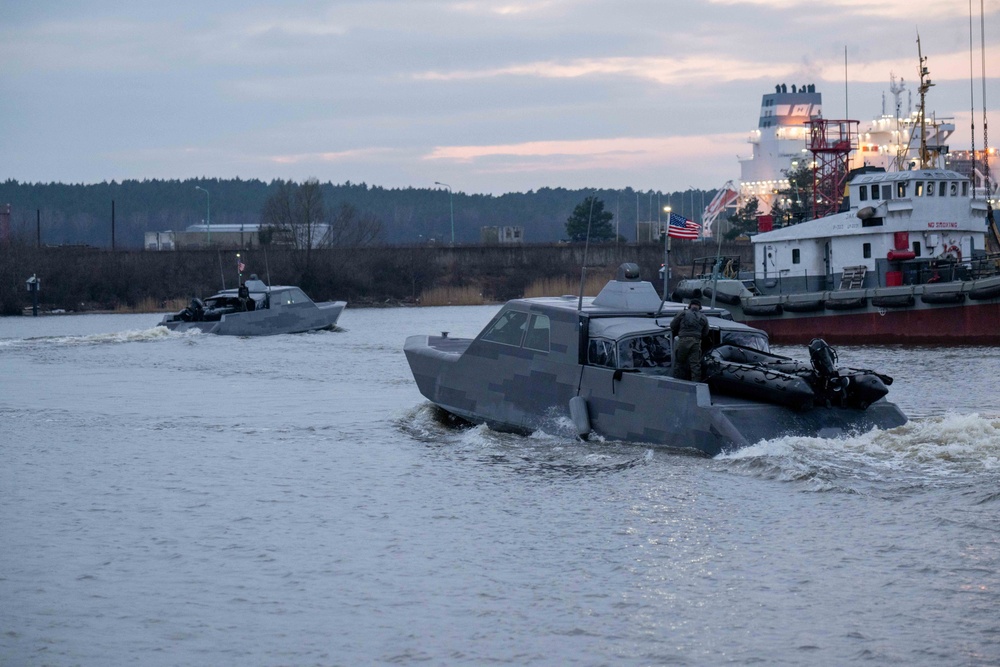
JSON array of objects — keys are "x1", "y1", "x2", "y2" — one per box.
[
  {"x1": 480, "y1": 226, "x2": 524, "y2": 245},
  {"x1": 145, "y1": 223, "x2": 336, "y2": 250}
]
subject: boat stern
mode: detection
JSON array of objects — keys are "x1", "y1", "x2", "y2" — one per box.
[{"x1": 711, "y1": 398, "x2": 907, "y2": 452}]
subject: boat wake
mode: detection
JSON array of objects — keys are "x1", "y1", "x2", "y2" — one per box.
[
  {"x1": 715, "y1": 412, "x2": 1000, "y2": 493},
  {"x1": 400, "y1": 403, "x2": 999, "y2": 493},
  {"x1": 397, "y1": 403, "x2": 655, "y2": 478},
  {"x1": 0, "y1": 326, "x2": 186, "y2": 349}
]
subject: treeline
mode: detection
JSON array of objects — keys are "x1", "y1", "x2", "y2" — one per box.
[
  {"x1": 0, "y1": 240, "x2": 752, "y2": 316},
  {"x1": 0, "y1": 178, "x2": 716, "y2": 249}
]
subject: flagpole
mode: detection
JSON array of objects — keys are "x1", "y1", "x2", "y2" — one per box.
[
  {"x1": 654, "y1": 205, "x2": 672, "y2": 317},
  {"x1": 663, "y1": 205, "x2": 672, "y2": 300}
]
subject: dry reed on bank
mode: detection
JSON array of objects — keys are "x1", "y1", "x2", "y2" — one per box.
[
  {"x1": 418, "y1": 285, "x2": 487, "y2": 306},
  {"x1": 115, "y1": 297, "x2": 187, "y2": 313},
  {"x1": 523, "y1": 271, "x2": 612, "y2": 299}
]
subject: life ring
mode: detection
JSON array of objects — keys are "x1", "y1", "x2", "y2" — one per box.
[{"x1": 940, "y1": 245, "x2": 962, "y2": 262}]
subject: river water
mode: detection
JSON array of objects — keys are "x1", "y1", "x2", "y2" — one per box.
[{"x1": 2, "y1": 307, "x2": 999, "y2": 666}]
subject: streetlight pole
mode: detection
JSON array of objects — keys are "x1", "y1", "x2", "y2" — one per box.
[
  {"x1": 434, "y1": 181, "x2": 454, "y2": 246},
  {"x1": 195, "y1": 185, "x2": 210, "y2": 244},
  {"x1": 654, "y1": 204, "x2": 674, "y2": 317}
]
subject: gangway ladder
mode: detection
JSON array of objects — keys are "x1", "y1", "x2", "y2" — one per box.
[{"x1": 839, "y1": 265, "x2": 867, "y2": 290}]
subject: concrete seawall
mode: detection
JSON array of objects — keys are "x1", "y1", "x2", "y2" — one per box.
[{"x1": 0, "y1": 242, "x2": 752, "y2": 314}]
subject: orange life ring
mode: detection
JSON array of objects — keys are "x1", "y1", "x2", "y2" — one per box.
[{"x1": 940, "y1": 245, "x2": 962, "y2": 262}]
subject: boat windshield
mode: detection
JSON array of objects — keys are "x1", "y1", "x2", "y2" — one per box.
[
  {"x1": 273, "y1": 288, "x2": 312, "y2": 306},
  {"x1": 617, "y1": 333, "x2": 672, "y2": 369},
  {"x1": 720, "y1": 330, "x2": 769, "y2": 352}
]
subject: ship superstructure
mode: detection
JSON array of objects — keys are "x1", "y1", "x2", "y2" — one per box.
[
  {"x1": 854, "y1": 74, "x2": 956, "y2": 174},
  {"x1": 738, "y1": 83, "x2": 822, "y2": 215}
]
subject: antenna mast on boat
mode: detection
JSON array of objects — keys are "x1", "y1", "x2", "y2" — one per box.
[
  {"x1": 844, "y1": 45, "x2": 849, "y2": 120},
  {"x1": 971, "y1": 0, "x2": 998, "y2": 252},
  {"x1": 888, "y1": 74, "x2": 911, "y2": 171},
  {"x1": 916, "y1": 34, "x2": 935, "y2": 169},
  {"x1": 577, "y1": 195, "x2": 596, "y2": 312},
  {"x1": 217, "y1": 248, "x2": 226, "y2": 290},
  {"x1": 977, "y1": 0, "x2": 992, "y2": 199}
]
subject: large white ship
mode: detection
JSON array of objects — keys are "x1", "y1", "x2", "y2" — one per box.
[
  {"x1": 709, "y1": 75, "x2": 996, "y2": 233},
  {"x1": 683, "y1": 51, "x2": 1000, "y2": 345}
]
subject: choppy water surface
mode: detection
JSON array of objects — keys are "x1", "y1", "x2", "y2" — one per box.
[{"x1": 2, "y1": 308, "x2": 999, "y2": 666}]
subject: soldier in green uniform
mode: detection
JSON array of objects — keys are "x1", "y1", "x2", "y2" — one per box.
[{"x1": 670, "y1": 299, "x2": 709, "y2": 381}]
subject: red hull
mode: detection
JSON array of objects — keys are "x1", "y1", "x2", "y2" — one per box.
[{"x1": 744, "y1": 301, "x2": 1000, "y2": 345}]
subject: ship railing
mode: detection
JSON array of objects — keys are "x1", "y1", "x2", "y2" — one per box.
[
  {"x1": 690, "y1": 255, "x2": 742, "y2": 281},
  {"x1": 970, "y1": 253, "x2": 1000, "y2": 279},
  {"x1": 752, "y1": 258, "x2": 1000, "y2": 294}
]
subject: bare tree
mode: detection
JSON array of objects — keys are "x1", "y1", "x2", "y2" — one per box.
[
  {"x1": 261, "y1": 179, "x2": 327, "y2": 247},
  {"x1": 261, "y1": 180, "x2": 295, "y2": 245},
  {"x1": 261, "y1": 178, "x2": 327, "y2": 270},
  {"x1": 325, "y1": 202, "x2": 384, "y2": 247},
  {"x1": 295, "y1": 179, "x2": 325, "y2": 256}
]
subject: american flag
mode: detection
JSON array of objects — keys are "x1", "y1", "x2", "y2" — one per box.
[{"x1": 667, "y1": 213, "x2": 701, "y2": 240}]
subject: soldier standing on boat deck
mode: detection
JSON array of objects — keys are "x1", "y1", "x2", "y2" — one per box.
[
  {"x1": 670, "y1": 299, "x2": 710, "y2": 382},
  {"x1": 238, "y1": 281, "x2": 250, "y2": 311}
]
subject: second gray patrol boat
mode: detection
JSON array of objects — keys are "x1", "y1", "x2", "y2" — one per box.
[
  {"x1": 160, "y1": 277, "x2": 346, "y2": 336},
  {"x1": 405, "y1": 264, "x2": 906, "y2": 456}
]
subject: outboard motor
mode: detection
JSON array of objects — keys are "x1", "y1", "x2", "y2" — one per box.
[
  {"x1": 808, "y1": 338, "x2": 847, "y2": 404},
  {"x1": 808, "y1": 338, "x2": 838, "y2": 378},
  {"x1": 188, "y1": 298, "x2": 205, "y2": 322}
]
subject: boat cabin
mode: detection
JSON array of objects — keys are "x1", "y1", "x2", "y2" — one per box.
[
  {"x1": 750, "y1": 168, "x2": 990, "y2": 294},
  {"x1": 584, "y1": 316, "x2": 768, "y2": 374},
  {"x1": 175, "y1": 280, "x2": 315, "y2": 323},
  {"x1": 470, "y1": 265, "x2": 770, "y2": 378}
]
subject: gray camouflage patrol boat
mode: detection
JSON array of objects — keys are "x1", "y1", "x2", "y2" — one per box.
[
  {"x1": 159, "y1": 277, "x2": 346, "y2": 336},
  {"x1": 405, "y1": 264, "x2": 906, "y2": 456}
]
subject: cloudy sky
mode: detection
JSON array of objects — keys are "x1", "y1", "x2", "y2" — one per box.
[{"x1": 2, "y1": 0, "x2": 997, "y2": 195}]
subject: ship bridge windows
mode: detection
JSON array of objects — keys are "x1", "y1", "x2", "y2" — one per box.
[
  {"x1": 950, "y1": 182, "x2": 958, "y2": 196},
  {"x1": 897, "y1": 182, "x2": 908, "y2": 198},
  {"x1": 792, "y1": 249, "x2": 801, "y2": 264},
  {"x1": 858, "y1": 185, "x2": 868, "y2": 202},
  {"x1": 915, "y1": 181, "x2": 924, "y2": 196},
  {"x1": 882, "y1": 184, "x2": 893, "y2": 200}
]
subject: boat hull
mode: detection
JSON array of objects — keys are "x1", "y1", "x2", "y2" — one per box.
[
  {"x1": 678, "y1": 276, "x2": 1000, "y2": 345},
  {"x1": 404, "y1": 333, "x2": 906, "y2": 457},
  {"x1": 743, "y1": 299, "x2": 1000, "y2": 345},
  {"x1": 162, "y1": 300, "x2": 345, "y2": 336}
]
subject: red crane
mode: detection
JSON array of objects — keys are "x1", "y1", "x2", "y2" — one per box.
[{"x1": 808, "y1": 118, "x2": 858, "y2": 219}]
